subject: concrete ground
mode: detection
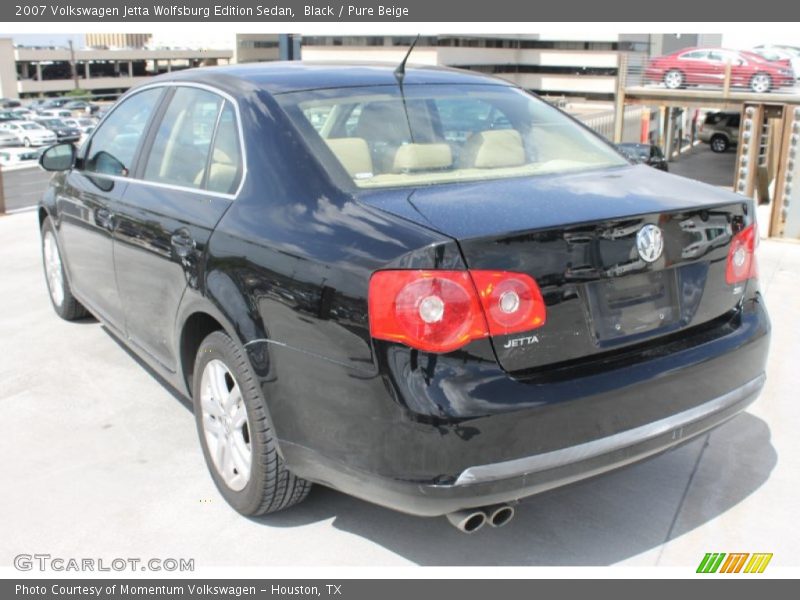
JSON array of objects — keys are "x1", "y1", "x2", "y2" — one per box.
[
  {"x1": 0, "y1": 209, "x2": 798, "y2": 568},
  {"x1": 669, "y1": 142, "x2": 737, "y2": 188}
]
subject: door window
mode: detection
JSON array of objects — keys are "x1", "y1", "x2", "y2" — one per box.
[
  {"x1": 83, "y1": 88, "x2": 163, "y2": 176},
  {"x1": 143, "y1": 87, "x2": 224, "y2": 190}
]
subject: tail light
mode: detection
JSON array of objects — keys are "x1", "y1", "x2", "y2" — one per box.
[
  {"x1": 368, "y1": 270, "x2": 546, "y2": 353},
  {"x1": 726, "y1": 223, "x2": 758, "y2": 284}
]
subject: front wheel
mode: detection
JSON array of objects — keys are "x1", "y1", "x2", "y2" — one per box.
[
  {"x1": 23, "y1": 137, "x2": 31, "y2": 147},
  {"x1": 193, "y1": 331, "x2": 311, "y2": 516},
  {"x1": 750, "y1": 72, "x2": 772, "y2": 93},
  {"x1": 664, "y1": 69, "x2": 685, "y2": 89},
  {"x1": 41, "y1": 217, "x2": 89, "y2": 320}
]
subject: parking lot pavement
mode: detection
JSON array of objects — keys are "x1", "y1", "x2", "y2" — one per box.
[
  {"x1": 0, "y1": 166, "x2": 52, "y2": 213},
  {"x1": 1, "y1": 210, "x2": 798, "y2": 567},
  {"x1": 669, "y1": 143, "x2": 737, "y2": 188}
]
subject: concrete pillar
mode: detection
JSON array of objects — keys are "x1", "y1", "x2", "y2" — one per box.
[
  {"x1": 128, "y1": 61, "x2": 133, "y2": 77},
  {"x1": 21, "y1": 62, "x2": 29, "y2": 79},
  {"x1": 35, "y1": 63, "x2": 42, "y2": 81},
  {"x1": 153, "y1": 59, "x2": 158, "y2": 74},
  {"x1": 167, "y1": 59, "x2": 172, "y2": 73},
  {"x1": 84, "y1": 62, "x2": 90, "y2": 79}
]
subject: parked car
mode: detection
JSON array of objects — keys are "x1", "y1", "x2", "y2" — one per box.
[
  {"x1": 0, "y1": 110, "x2": 18, "y2": 122},
  {"x1": 0, "y1": 146, "x2": 40, "y2": 166},
  {"x1": 37, "y1": 64, "x2": 769, "y2": 531},
  {"x1": 751, "y1": 45, "x2": 800, "y2": 81},
  {"x1": 60, "y1": 117, "x2": 97, "y2": 135},
  {"x1": 36, "y1": 108, "x2": 73, "y2": 119},
  {"x1": 645, "y1": 47, "x2": 794, "y2": 93},
  {"x1": 34, "y1": 118, "x2": 81, "y2": 143},
  {"x1": 699, "y1": 111, "x2": 740, "y2": 153},
  {"x1": 41, "y1": 98, "x2": 70, "y2": 109},
  {"x1": 0, "y1": 120, "x2": 56, "y2": 146},
  {"x1": 617, "y1": 143, "x2": 669, "y2": 171},
  {"x1": 0, "y1": 97, "x2": 21, "y2": 108},
  {"x1": 10, "y1": 107, "x2": 37, "y2": 120},
  {"x1": 63, "y1": 100, "x2": 99, "y2": 115},
  {"x1": 0, "y1": 128, "x2": 19, "y2": 147}
]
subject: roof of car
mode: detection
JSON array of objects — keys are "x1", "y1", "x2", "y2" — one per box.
[{"x1": 147, "y1": 61, "x2": 516, "y2": 95}]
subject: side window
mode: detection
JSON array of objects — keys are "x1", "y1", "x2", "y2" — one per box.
[
  {"x1": 143, "y1": 87, "x2": 223, "y2": 190},
  {"x1": 84, "y1": 88, "x2": 163, "y2": 176},
  {"x1": 205, "y1": 102, "x2": 242, "y2": 194}
]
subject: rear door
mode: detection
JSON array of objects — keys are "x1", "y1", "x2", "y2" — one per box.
[{"x1": 112, "y1": 85, "x2": 242, "y2": 371}]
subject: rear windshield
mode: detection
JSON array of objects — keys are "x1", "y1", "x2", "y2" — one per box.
[{"x1": 276, "y1": 84, "x2": 627, "y2": 189}]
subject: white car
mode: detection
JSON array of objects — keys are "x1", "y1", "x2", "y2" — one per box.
[
  {"x1": 60, "y1": 117, "x2": 97, "y2": 135},
  {"x1": 0, "y1": 147, "x2": 40, "y2": 166},
  {"x1": 0, "y1": 129, "x2": 18, "y2": 147},
  {"x1": 752, "y1": 45, "x2": 800, "y2": 81},
  {"x1": 36, "y1": 108, "x2": 73, "y2": 119},
  {"x1": 0, "y1": 120, "x2": 57, "y2": 146}
]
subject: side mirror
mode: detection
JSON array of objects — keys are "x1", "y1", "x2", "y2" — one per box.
[{"x1": 39, "y1": 143, "x2": 75, "y2": 172}]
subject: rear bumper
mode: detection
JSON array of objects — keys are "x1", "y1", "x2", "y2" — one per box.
[
  {"x1": 284, "y1": 373, "x2": 763, "y2": 515},
  {"x1": 275, "y1": 296, "x2": 770, "y2": 516}
]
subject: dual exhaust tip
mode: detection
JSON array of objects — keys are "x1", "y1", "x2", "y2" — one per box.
[{"x1": 445, "y1": 504, "x2": 515, "y2": 533}]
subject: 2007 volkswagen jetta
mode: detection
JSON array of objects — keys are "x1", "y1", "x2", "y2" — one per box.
[{"x1": 37, "y1": 62, "x2": 769, "y2": 532}]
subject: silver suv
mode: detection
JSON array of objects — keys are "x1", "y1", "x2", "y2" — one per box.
[{"x1": 699, "y1": 111, "x2": 740, "y2": 153}]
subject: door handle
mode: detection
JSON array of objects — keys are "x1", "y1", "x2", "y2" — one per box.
[
  {"x1": 95, "y1": 207, "x2": 114, "y2": 230},
  {"x1": 170, "y1": 229, "x2": 196, "y2": 257}
]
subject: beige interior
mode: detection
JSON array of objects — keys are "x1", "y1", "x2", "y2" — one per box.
[
  {"x1": 325, "y1": 138, "x2": 374, "y2": 177},
  {"x1": 393, "y1": 143, "x2": 453, "y2": 172},
  {"x1": 459, "y1": 129, "x2": 526, "y2": 169}
]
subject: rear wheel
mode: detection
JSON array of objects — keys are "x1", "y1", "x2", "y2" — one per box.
[
  {"x1": 664, "y1": 69, "x2": 685, "y2": 89},
  {"x1": 710, "y1": 135, "x2": 730, "y2": 153},
  {"x1": 23, "y1": 137, "x2": 31, "y2": 147},
  {"x1": 750, "y1": 73, "x2": 772, "y2": 93},
  {"x1": 41, "y1": 217, "x2": 89, "y2": 320},
  {"x1": 193, "y1": 331, "x2": 311, "y2": 515}
]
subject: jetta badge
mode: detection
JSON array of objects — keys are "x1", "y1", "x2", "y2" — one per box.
[{"x1": 636, "y1": 224, "x2": 664, "y2": 263}]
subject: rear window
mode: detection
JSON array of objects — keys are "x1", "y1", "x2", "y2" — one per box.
[{"x1": 276, "y1": 84, "x2": 627, "y2": 189}]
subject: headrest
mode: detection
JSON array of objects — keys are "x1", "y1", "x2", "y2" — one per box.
[
  {"x1": 393, "y1": 143, "x2": 453, "y2": 172},
  {"x1": 325, "y1": 137, "x2": 374, "y2": 177},
  {"x1": 460, "y1": 130, "x2": 526, "y2": 169}
]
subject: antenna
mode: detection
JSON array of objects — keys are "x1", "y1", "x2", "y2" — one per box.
[{"x1": 394, "y1": 34, "x2": 420, "y2": 84}]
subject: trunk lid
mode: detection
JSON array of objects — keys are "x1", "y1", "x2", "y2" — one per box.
[{"x1": 361, "y1": 165, "x2": 752, "y2": 372}]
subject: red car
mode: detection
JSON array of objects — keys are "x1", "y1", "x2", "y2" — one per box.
[{"x1": 645, "y1": 47, "x2": 795, "y2": 93}]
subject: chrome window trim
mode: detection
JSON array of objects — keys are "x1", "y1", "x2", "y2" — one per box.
[{"x1": 79, "y1": 80, "x2": 248, "y2": 200}]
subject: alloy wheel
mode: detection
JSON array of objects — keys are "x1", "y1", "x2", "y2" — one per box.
[
  {"x1": 43, "y1": 230, "x2": 65, "y2": 307},
  {"x1": 751, "y1": 73, "x2": 771, "y2": 93},
  {"x1": 664, "y1": 70, "x2": 684, "y2": 89},
  {"x1": 199, "y1": 359, "x2": 252, "y2": 491}
]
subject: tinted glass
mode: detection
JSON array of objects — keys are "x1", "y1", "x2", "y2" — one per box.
[
  {"x1": 204, "y1": 102, "x2": 242, "y2": 194},
  {"x1": 143, "y1": 87, "x2": 223, "y2": 189},
  {"x1": 84, "y1": 88, "x2": 163, "y2": 176},
  {"x1": 278, "y1": 84, "x2": 626, "y2": 189}
]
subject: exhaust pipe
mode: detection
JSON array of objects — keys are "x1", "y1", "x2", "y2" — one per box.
[
  {"x1": 446, "y1": 509, "x2": 487, "y2": 533},
  {"x1": 486, "y1": 503, "x2": 515, "y2": 528}
]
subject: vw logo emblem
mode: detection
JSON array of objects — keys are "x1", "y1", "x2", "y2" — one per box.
[{"x1": 636, "y1": 224, "x2": 664, "y2": 263}]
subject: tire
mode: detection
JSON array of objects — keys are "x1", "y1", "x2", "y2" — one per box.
[
  {"x1": 750, "y1": 72, "x2": 772, "y2": 93},
  {"x1": 710, "y1": 135, "x2": 730, "y2": 153},
  {"x1": 23, "y1": 137, "x2": 31, "y2": 147},
  {"x1": 41, "y1": 217, "x2": 89, "y2": 321},
  {"x1": 664, "y1": 69, "x2": 685, "y2": 89},
  {"x1": 192, "y1": 330, "x2": 311, "y2": 516}
]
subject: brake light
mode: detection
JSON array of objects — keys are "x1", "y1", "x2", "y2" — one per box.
[
  {"x1": 469, "y1": 270, "x2": 546, "y2": 336},
  {"x1": 368, "y1": 270, "x2": 546, "y2": 353},
  {"x1": 725, "y1": 223, "x2": 758, "y2": 284}
]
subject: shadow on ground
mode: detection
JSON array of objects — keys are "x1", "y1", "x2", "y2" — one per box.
[{"x1": 101, "y1": 325, "x2": 776, "y2": 566}]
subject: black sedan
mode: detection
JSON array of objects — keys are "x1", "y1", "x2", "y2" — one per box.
[
  {"x1": 35, "y1": 118, "x2": 81, "y2": 143},
  {"x1": 37, "y1": 63, "x2": 769, "y2": 533},
  {"x1": 618, "y1": 142, "x2": 669, "y2": 171}
]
